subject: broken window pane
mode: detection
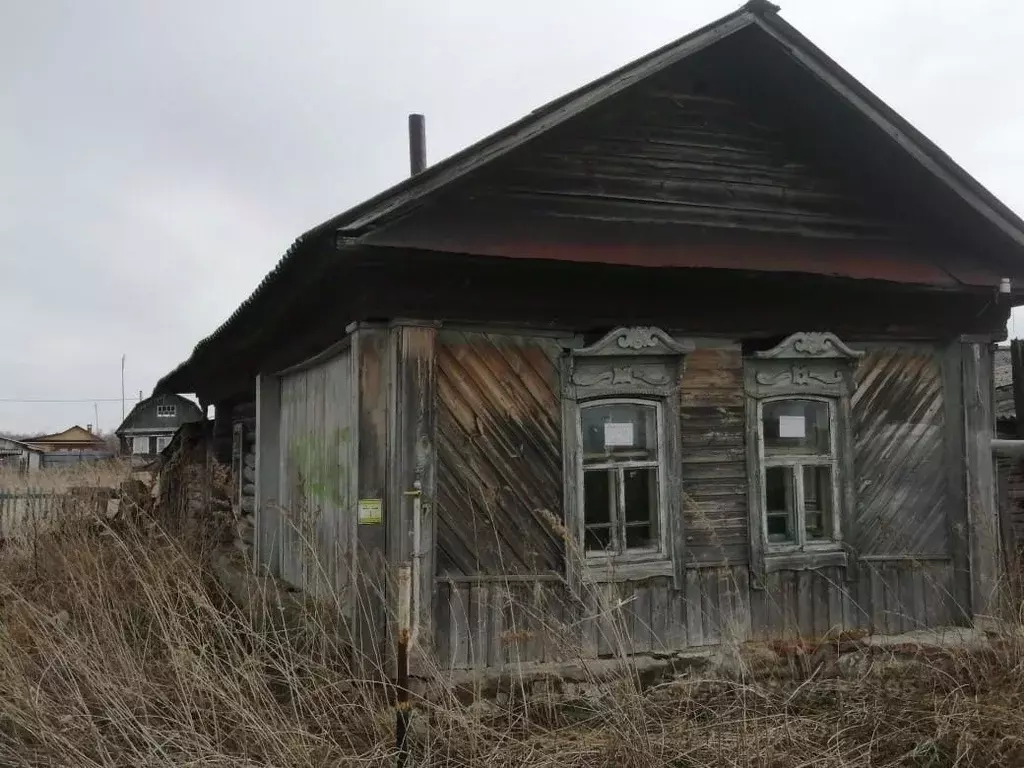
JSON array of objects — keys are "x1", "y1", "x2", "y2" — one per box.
[
  {"x1": 624, "y1": 523, "x2": 655, "y2": 549},
  {"x1": 623, "y1": 467, "x2": 659, "y2": 550},
  {"x1": 583, "y1": 469, "x2": 613, "y2": 527},
  {"x1": 803, "y1": 464, "x2": 834, "y2": 540},
  {"x1": 585, "y1": 524, "x2": 613, "y2": 552},
  {"x1": 581, "y1": 402, "x2": 658, "y2": 463},
  {"x1": 765, "y1": 466, "x2": 795, "y2": 544},
  {"x1": 763, "y1": 399, "x2": 830, "y2": 456}
]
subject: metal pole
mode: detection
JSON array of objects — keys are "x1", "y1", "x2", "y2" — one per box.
[{"x1": 395, "y1": 563, "x2": 412, "y2": 768}]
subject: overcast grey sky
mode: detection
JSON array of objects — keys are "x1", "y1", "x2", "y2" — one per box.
[{"x1": 2, "y1": 0, "x2": 1023, "y2": 434}]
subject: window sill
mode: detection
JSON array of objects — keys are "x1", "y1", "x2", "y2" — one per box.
[
  {"x1": 583, "y1": 556, "x2": 673, "y2": 582},
  {"x1": 764, "y1": 548, "x2": 847, "y2": 572}
]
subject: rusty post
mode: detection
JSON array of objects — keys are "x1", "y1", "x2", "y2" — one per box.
[{"x1": 395, "y1": 563, "x2": 412, "y2": 768}]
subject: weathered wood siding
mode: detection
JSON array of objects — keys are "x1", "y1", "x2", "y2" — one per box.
[
  {"x1": 852, "y1": 347, "x2": 949, "y2": 556},
  {"x1": 433, "y1": 338, "x2": 961, "y2": 669},
  {"x1": 435, "y1": 331, "x2": 564, "y2": 576},
  {"x1": 276, "y1": 350, "x2": 356, "y2": 599},
  {"x1": 436, "y1": 561, "x2": 957, "y2": 668},
  {"x1": 680, "y1": 347, "x2": 747, "y2": 562}
]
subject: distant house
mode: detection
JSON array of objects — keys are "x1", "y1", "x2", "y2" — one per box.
[
  {"x1": 22, "y1": 425, "x2": 113, "y2": 468},
  {"x1": 0, "y1": 436, "x2": 44, "y2": 473},
  {"x1": 115, "y1": 394, "x2": 204, "y2": 460},
  {"x1": 25, "y1": 425, "x2": 108, "y2": 454}
]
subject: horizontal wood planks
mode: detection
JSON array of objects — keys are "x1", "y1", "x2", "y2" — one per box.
[
  {"x1": 461, "y1": 71, "x2": 910, "y2": 241},
  {"x1": 680, "y1": 348, "x2": 747, "y2": 560},
  {"x1": 437, "y1": 559, "x2": 956, "y2": 669}
]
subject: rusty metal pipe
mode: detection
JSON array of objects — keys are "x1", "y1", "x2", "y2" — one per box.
[{"x1": 395, "y1": 563, "x2": 412, "y2": 768}]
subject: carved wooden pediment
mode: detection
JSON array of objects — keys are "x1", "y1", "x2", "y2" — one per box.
[
  {"x1": 573, "y1": 326, "x2": 694, "y2": 358},
  {"x1": 753, "y1": 332, "x2": 863, "y2": 361}
]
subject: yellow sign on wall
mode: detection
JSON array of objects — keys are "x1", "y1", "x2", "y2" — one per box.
[{"x1": 358, "y1": 498, "x2": 383, "y2": 525}]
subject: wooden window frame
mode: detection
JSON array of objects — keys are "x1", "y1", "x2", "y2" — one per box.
[
  {"x1": 578, "y1": 397, "x2": 668, "y2": 561},
  {"x1": 561, "y1": 326, "x2": 694, "y2": 589},
  {"x1": 131, "y1": 436, "x2": 150, "y2": 455},
  {"x1": 756, "y1": 396, "x2": 842, "y2": 552},
  {"x1": 744, "y1": 332, "x2": 863, "y2": 585},
  {"x1": 156, "y1": 405, "x2": 177, "y2": 418}
]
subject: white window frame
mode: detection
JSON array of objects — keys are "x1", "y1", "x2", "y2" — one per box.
[
  {"x1": 577, "y1": 397, "x2": 668, "y2": 561},
  {"x1": 132, "y1": 436, "x2": 150, "y2": 455},
  {"x1": 756, "y1": 395, "x2": 842, "y2": 554},
  {"x1": 156, "y1": 405, "x2": 176, "y2": 418},
  {"x1": 155, "y1": 435, "x2": 172, "y2": 453}
]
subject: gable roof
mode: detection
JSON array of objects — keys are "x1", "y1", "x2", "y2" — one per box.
[
  {"x1": 156, "y1": 1, "x2": 1024, "y2": 397},
  {"x1": 26, "y1": 425, "x2": 106, "y2": 447},
  {"x1": 114, "y1": 392, "x2": 204, "y2": 436},
  {"x1": 0, "y1": 436, "x2": 44, "y2": 454},
  {"x1": 335, "y1": 1, "x2": 1024, "y2": 246}
]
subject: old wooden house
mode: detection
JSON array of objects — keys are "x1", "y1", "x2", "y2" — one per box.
[{"x1": 156, "y1": 2, "x2": 1024, "y2": 670}]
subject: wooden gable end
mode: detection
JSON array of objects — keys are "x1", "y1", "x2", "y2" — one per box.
[
  {"x1": 443, "y1": 78, "x2": 902, "y2": 242},
  {"x1": 360, "y1": 29, "x2": 1011, "y2": 288}
]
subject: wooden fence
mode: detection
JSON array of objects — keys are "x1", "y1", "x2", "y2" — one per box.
[{"x1": 0, "y1": 489, "x2": 67, "y2": 541}]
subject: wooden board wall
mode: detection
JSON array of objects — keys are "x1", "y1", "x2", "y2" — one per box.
[
  {"x1": 433, "y1": 337, "x2": 963, "y2": 668},
  {"x1": 435, "y1": 331, "x2": 565, "y2": 576},
  {"x1": 851, "y1": 347, "x2": 949, "y2": 556},
  {"x1": 436, "y1": 561, "x2": 956, "y2": 669},
  {"x1": 680, "y1": 347, "x2": 747, "y2": 562},
  {"x1": 276, "y1": 350, "x2": 356, "y2": 601}
]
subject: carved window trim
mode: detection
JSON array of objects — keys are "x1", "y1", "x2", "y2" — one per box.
[
  {"x1": 744, "y1": 333, "x2": 862, "y2": 586},
  {"x1": 561, "y1": 327, "x2": 693, "y2": 590}
]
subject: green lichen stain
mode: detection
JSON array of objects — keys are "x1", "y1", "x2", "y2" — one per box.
[{"x1": 288, "y1": 427, "x2": 351, "y2": 507}]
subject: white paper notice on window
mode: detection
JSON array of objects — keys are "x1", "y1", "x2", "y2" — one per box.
[
  {"x1": 778, "y1": 415, "x2": 806, "y2": 438},
  {"x1": 604, "y1": 422, "x2": 634, "y2": 447}
]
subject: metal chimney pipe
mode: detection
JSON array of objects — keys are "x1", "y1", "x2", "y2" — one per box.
[{"x1": 408, "y1": 114, "x2": 426, "y2": 176}]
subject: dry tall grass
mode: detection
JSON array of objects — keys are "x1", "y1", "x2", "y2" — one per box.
[
  {"x1": 0, "y1": 459, "x2": 134, "y2": 493},
  {"x1": 1, "y1": 502, "x2": 1024, "y2": 765}
]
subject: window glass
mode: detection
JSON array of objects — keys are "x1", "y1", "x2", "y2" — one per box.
[
  {"x1": 803, "y1": 465, "x2": 833, "y2": 540},
  {"x1": 762, "y1": 399, "x2": 830, "y2": 455},
  {"x1": 581, "y1": 402, "x2": 658, "y2": 464},
  {"x1": 623, "y1": 467, "x2": 658, "y2": 550},
  {"x1": 765, "y1": 466, "x2": 795, "y2": 544},
  {"x1": 132, "y1": 436, "x2": 149, "y2": 455},
  {"x1": 583, "y1": 470, "x2": 614, "y2": 552},
  {"x1": 580, "y1": 400, "x2": 662, "y2": 556}
]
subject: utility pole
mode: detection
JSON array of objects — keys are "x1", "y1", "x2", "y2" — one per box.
[{"x1": 121, "y1": 354, "x2": 126, "y2": 422}]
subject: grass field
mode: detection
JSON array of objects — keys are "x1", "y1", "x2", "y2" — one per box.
[{"x1": 0, "y1": 476, "x2": 1023, "y2": 765}]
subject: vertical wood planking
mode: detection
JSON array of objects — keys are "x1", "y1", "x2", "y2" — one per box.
[
  {"x1": 686, "y1": 569, "x2": 705, "y2": 646},
  {"x1": 963, "y1": 341, "x2": 999, "y2": 620},
  {"x1": 353, "y1": 326, "x2": 390, "y2": 673},
  {"x1": 389, "y1": 324, "x2": 439, "y2": 653},
  {"x1": 943, "y1": 343, "x2": 972, "y2": 623}
]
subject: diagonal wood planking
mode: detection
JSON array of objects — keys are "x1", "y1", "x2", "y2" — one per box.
[
  {"x1": 852, "y1": 347, "x2": 949, "y2": 556},
  {"x1": 436, "y1": 331, "x2": 565, "y2": 576}
]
